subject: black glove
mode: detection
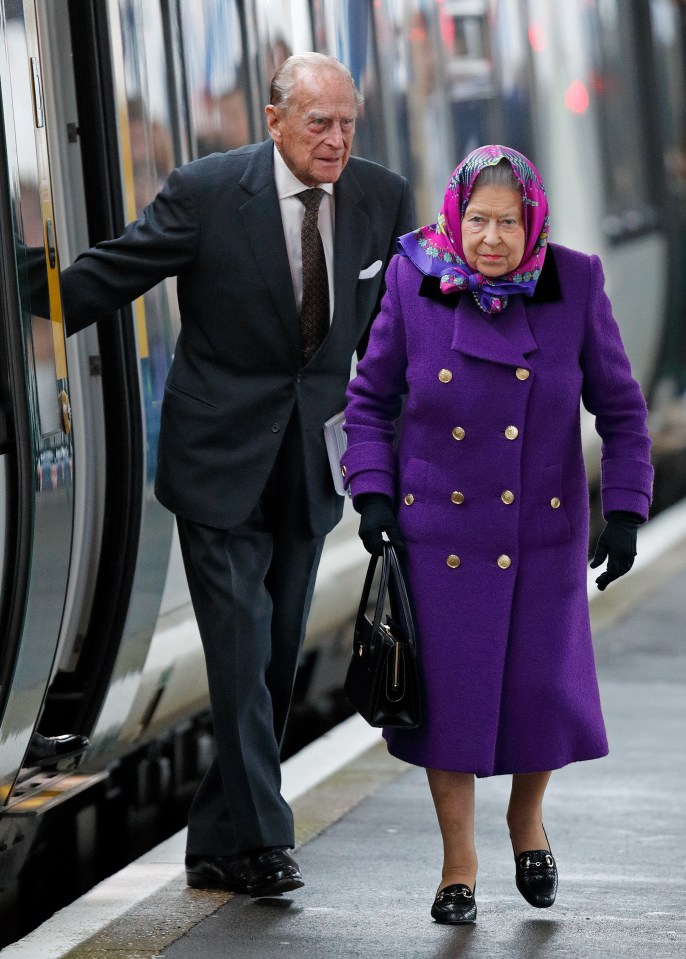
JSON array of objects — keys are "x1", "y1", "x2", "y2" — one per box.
[
  {"x1": 354, "y1": 492, "x2": 405, "y2": 556},
  {"x1": 589, "y1": 511, "x2": 642, "y2": 591}
]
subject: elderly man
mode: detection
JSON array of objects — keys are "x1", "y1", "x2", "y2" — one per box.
[{"x1": 60, "y1": 53, "x2": 414, "y2": 896}]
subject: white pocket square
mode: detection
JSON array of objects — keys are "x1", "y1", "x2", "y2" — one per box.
[{"x1": 358, "y1": 259, "x2": 382, "y2": 280}]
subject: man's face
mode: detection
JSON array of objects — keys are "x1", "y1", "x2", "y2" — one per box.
[{"x1": 266, "y1": 67, "x2": 357, "y2": 187}]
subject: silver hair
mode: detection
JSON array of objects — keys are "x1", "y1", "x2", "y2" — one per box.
[
  {"x1": 269, "y1": 53, "x2": 363, "y2": 112},
  {"x1": 473, "y1": 159, "x2": 521, "y2": 193}
]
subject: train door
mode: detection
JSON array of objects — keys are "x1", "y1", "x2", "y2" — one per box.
[
  {"x1": 0, "y1": 0, "x2": 74, "y2": 796},
  {"x1": 34, "y1": 0, "x2": 189, "y2": 754}
]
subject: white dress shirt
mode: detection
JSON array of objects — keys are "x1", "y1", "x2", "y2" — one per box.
[{"x1": 273, "y1": 145, "x2": 335, "y2": 321}]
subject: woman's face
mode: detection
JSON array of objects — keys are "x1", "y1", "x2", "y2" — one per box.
[{"x1": 461, "y1": 183, "x2": 525, "y2": 277}]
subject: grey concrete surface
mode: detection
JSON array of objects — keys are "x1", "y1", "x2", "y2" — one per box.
[{"x1": 160, "y1": 567, "x2": 686, "y2": 959}]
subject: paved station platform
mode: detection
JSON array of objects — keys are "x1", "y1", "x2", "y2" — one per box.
[{"x1": 4, "y1": 505, "x2": 686, "y2": 959}]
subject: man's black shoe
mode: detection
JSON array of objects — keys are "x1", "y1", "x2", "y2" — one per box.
[
  {"x1": 247, "y1": 847, "x2": 304, "y2": 898},
  {"x1": 25, "y1": 732, "x2": 90, "y2": 769},
  {"x1": 185, "y1": 854, "x2": 252, "y2": 893}
]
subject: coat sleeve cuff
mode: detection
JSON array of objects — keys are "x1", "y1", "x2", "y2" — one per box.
[
  {"x1": 601, "y1": 457, "x2": 653, "y2": 521},
  {"x1": 340, "y1": 441, "x2": 397, "y2": 499},
  {"x1": 601, "y1": 488, "x2": 651, "y2": 522},
  {"x1": 347, "y1": 471, "x2": 396, "y2": 500}
]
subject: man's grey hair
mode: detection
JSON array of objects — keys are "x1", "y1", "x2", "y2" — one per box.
[{"x1": 270, "y1": 53, "x2": 363, "y2": 112}]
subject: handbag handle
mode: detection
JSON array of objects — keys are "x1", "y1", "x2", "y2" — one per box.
[
  {"x1": 386, "y1": 544, "x2": 417, "y2": 652},
  {"x1": 355, "y1": 545, "x2": 390, "y2": 646},
  {"x1": 355, "y1": 543, "x2": 416, "y2": 653}
]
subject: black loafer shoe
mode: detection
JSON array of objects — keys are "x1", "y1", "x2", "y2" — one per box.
[
  {"x1": 185, "y1": 854, "x2": 252, "y2": 893},
  {"x1": 25, "y1": 732, "x2": 90, "y2": 769},
  {"x1": 515, "y1": 849, "x2": 558, "y2": 908},
  {"x1": 248, "y1": 847, "x2": 304, "y2": 898},
  {"x1": 431, "y1": 883, "x2": 477, "y2": 924}
]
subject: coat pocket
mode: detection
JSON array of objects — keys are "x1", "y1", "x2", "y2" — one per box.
[
  {"x1": 397, "y1": 457, "x2": 429, "y2": 543},
  {"x1": 165, "y1": 381, "x2": 218, "y2": 411},
  {"x1": 538, "y1": 464, "x2": 571, "y2": 547}
]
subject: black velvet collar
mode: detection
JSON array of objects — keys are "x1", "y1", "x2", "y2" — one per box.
[{"x1": 417, "y1": 246, "x2": 562, "y2": 306}]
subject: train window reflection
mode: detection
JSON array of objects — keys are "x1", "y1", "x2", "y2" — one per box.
[
  {"x1": 372, "y1": 0, "x2": 455, "y2": 224},
  {"x1": 179, "y1": 0, "x2": 250, "y2": 157},
  {"x1": 584, "y1": 0, "x2": 657, "y2": 239},
  {"x1": 4, "y1": 11, "x2": 61, "y2": 438},
  {"x1": 114, "y1": 0, "x2": 179, "y2": 421},
  {"x1": 489, "y1": 0, "x2": 536, "y2": 161},
  {"x1": 251, "y1": 0, "x2": 311, "y2": 113},
  {"x1": 650, "y1": 0, "x2": 686, "y2": 197},
  {"x1": 313, "y1": 0, "x2": 388, "y2": 167},
  {"x1": 118, "y1": 0, "x2": 176, "y2": 216},
  {"x1": 442, "y1": 0, "x2": 494, "y2": 102}
]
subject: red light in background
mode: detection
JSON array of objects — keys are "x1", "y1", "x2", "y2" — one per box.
[
  {"x1": 440, "y1": 13, "x2": 455, "y2": 49},
  {"x1": 528, "y1": 22, "x2": 545, "y2": 52},
  {"x1": 589, "y1": 69, "x2": 605, "y2": 94},
  {"x1": 565, "y1": 80, "x2": 589, "y2": 114}
]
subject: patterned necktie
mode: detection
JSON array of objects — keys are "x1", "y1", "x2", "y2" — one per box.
[{"x1": 297, "y1": 189, "x2": 329, "y2": 363}]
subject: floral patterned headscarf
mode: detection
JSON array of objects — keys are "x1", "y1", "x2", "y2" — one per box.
[{"x1": 397, "y1": 145, "x2": 550, "y2": 314}]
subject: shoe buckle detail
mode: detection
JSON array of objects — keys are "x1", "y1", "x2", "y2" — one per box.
[
  {"x1": 523, "y1": 854, "x2": 554, "y2": 870},
  {"x1": 436, "y1": 886, "x2": 472, "y2": 901}
]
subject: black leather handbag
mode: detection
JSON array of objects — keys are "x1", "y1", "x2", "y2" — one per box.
[{"x1": 344, "y1": 543, "x2": 421, "y2": 728}]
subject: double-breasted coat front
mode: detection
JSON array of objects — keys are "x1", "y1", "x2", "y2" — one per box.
[{"x1": 342, "y1": 243, "x2": 653, "y2": 776}]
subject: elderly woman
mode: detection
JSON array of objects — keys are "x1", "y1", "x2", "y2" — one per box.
[{"x1": 341, "y1": 145, "x2": 652, "y2": 924}]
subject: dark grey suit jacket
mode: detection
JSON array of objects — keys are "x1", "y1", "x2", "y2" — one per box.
[{"x1": 62, "y1": 140, "x2": 414, "y2": 534}]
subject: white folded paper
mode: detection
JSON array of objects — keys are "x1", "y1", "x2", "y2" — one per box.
[{"x1": 323, "y1": 410, "x2": 349, "y2": 496}]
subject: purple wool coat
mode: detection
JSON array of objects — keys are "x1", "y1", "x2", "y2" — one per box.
[{"x1": 341, "y1": 244, "x2": 653, "y2": 776}]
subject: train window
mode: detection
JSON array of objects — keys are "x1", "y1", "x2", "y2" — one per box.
[
  {"x1": 372, "y1": 0, "x2": 456, "y2": 224},
  {"x1": 250, "y1": 0, "x2": 313, "y2": 123},
  {"x1": 648, "y1": 0, "x2": 686, "y2": 389},
  {"x1": 111, "y1": 0, "x2": 180, "y2": 404},
  {"x1": 650, "y1": 0, "x2": 686, "y2": 194},
  {"x1": 178, "y1": 0, "x2": 251, "y2": 156},
  {"x1": 311, "y1": 0, "x2": 389, "y2": 167},
  {"x1": 584, "y1": 0, "x2": 658, "y2": 241},
  {"x1": 442, "y1": 0, "x2": 494, "y2": 102},
  {"x1": 440, "y1": 0, "x2": 496, "y2": 162},
  {"x1": 3, "y1": 7, "x2": 62, "y2": 437},
  {"x1": 117, "y1": 0, "x2": 176, "y2": 216},
  {"x1": 488, "y1": 0, "x2": 536, "y2": 162}
]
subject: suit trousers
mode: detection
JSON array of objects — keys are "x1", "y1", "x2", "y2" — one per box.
[{"x1": 177, "y1": 414, "x2": 325, "y2": 856}]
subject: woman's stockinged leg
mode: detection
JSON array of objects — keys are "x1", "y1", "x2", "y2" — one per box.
[
  {"x1": 426, "y1": 768, "x2": 478, "y2": 892},
  {"x1": 507, "y1": 770, "x2": 553, "y2": 855}
]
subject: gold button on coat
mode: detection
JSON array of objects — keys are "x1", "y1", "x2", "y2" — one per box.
[
  {"x1": 446, "y1": 554, "x2": 461, "y2": 568},
  {"x1": 515, "y1": 367, "x2": 530, "y2": 380},
  {"x1": 451, "y1": 491, "x2": 465, "y2": 504},
  {"x1": 341, "y1": 465, "x2": 346, "y2": 477},
  {"x1": 497, "y1": 554, "x2": 512, "y2": 569},
  {"x1": 404, "y1": 493, "x2": 415, "y2": 506},
  {"x1": 550, "y1": 497, "x2": 561, "y2": 509},
  {"x1": 452, "y1": 426, "x2": 466, "y2": 441},
  {"x1": 501, "y1": 490, "x2": 515, "y2": 504},
  {"x1": 438, "y1": 369, "x2": 453, "y2": 383},
  {"x1": 504, "y1": 425, "x2": 519, "y2": 440}
]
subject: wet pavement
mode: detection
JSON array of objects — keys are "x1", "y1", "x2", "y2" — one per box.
[
  {"x1": 5, "y1": 538, "x2": 685, "y2": 959},
  {"x1": 156, "y1": 563, "x2": 686, "y2": 958}
]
